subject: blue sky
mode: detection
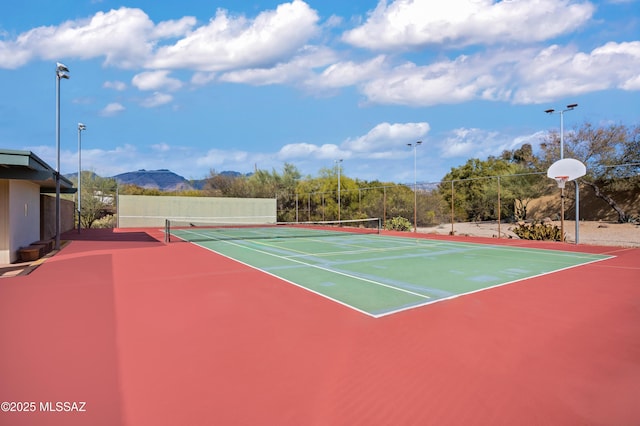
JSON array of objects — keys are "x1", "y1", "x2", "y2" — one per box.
[{"x1": 1, "y1": 0, "x2": 638, "y2": 184}]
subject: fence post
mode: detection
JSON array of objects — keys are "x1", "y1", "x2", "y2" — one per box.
[
  {"x1": 497, "y1": 176, "x2": 501, "y2": 239},
  {"x1": 383, "y1": 186, "x2": 387, "y2": 228},
  {"x1": 450, "y1": 181, "x2": 455, "y2": 235}
]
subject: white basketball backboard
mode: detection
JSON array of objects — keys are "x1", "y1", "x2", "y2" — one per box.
[{"x1": 547, "y1": 158, "x2": 586, "y2": 181}]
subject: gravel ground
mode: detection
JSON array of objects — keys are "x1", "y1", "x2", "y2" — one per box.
[{"x1": 418, "y1": 220, "x2": 640, "y2": 248}]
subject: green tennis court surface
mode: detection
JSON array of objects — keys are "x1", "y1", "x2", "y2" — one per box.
[{"x1": 170, "y1": 225, "x2": 612, "y2": 318}]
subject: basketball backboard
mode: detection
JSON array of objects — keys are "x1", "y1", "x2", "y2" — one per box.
[{"x1": 547, "y1": 158, "x2": 586, "y2": 182}]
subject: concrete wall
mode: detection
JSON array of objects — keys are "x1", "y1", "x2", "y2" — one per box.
[
  {"x1": 0, "y1": 180, "x2": 9, "y2": 264},
  {"x1": 0, "y1": 180, "x2": 40, "y2": 264},
  {"x1": 40, "y1": 194, "x2": 75, "y2": 241},
  {"x1": 10, "y1": 181, "x2": 40, "y2": 261},
  {"x1": 118, "y1": 195, "x2": 277, "y2": 228}
]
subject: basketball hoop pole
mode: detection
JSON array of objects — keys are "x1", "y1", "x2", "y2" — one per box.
[
  {"x1": 560, "y1": 186, "x2": 565, "y2": 242},
  {"x1": 575, "y1": 180, "x2": 580, "y2": 244},
  {"x1": 555, "y1": 176, "x2": 569, "y2": 242}
]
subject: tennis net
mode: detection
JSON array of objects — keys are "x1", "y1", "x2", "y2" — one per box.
[{"x1": 165, "y1": 218, "x2": 381, "y2": 243}]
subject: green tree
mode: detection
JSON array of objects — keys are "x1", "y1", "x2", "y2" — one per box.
[
  {"x1": 437, "y1": 156, "x2": 545, "y2": 223},
  {"x1": 501, "y1": 143, "x2": 547, "y2": 220},
  {"x1": 72, "y1": 172, "x2": 117, "y2": 228}
]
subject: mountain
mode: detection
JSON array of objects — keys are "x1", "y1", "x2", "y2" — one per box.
[
  {"x1": 66, "y1": 169, "x2": 251, "y2": 191},
  {"x1": 112, "y1": 169, "x2": 194, "y2": 191}
]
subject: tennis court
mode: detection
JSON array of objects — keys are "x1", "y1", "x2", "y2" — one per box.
[{"x1": 167, "y1": 220, "x2": 612, "y2": 317}]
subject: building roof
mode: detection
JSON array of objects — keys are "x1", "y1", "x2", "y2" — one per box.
[{"x1": 0, "y1": 149, "x2": 76, "y2": 193}]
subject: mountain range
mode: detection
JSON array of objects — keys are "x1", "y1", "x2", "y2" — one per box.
[
  {"x1": 67, "y1": 169, "x2": 243, "y2": 191},
  {"x1": 112, "y1": 169, "x2": 200, "y2": 191}
]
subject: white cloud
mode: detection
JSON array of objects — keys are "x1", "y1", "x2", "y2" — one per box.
[
  {"x1": 191, "y1": 72, "x2": 217, "y2": 86},
  {"x1": 0, "y1": 42, "x2": 33, "y2": 69},
  {"x1": 437, "y1": 127, "x2": 540, "y2": 160},
  {"x1": 132, "y1": 70, "x2": 183, "y2": 91},
  {"x1": 277, "y1": 143, "x2": 346, "y2": 160},
  {"x1": 439, "y1": 128, "x2": 497, "y2": 158},
  {"x1": 195, "y1": 149, "x2": 249, "y2": 168},
  {"x1": 513, "y1": 41, "x2": 640, "y2": 103},
  {"x1": 0, "y1": 2, "x2": 323, "y2": 77},
  {"x1": 140, "y1": 92, "x2": 173, "y2": 107},
  {"x1": 342, "y1": 122, "x2": 430, "y2": 153},
  {"x1": 308, "y1": 55, "x2": 387, "y2": 89},
  {"x1": 269, "y1": 122, "x2": 430, "y2": 164},
  {"x1": 152, "y1": 15, "x2": 197, "y2": 39},
  {"x1": 100, "y1": 102, "x2": 125, "y2": 116},
  {"x1": 511, "y1": 131, "x2": 548, "y2": 152},
  {"x1": 357, "y1": 40, "x2": 640, "y2": 106},
  {"x1": 343, "y1": 0, "x2": 594, "y2": 50},
  {"x1": 103, "y1": 80, "x2": 127, "y2": 91},
  {"x1": 0, "y1": 7, "x2": 194, "y2": 69},
  {"x1": 148, "y1": 0, "x2": 321, "y2": 72},
  {"x1": 2, "y1": 0, "x2": 635, "y2": 111},
  {"x1": 220, "y1": 45, "x2": 336, "y2": 86},
  {"x1": 24, "y1": 143, "x2": 141, "y2": 176},
  {"x1": 151, "y1": 143, "x2": 171, "y2": 152},
  {"x1": 359, "y1": 51, "x2": 516, "y2": 106}
]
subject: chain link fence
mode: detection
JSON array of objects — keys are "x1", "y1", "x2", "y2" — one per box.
[{"x1": 277, "y1": 172, "x2": 639, "y2": 245}]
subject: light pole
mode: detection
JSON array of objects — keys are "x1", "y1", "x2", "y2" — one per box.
[
  {"x1": 55, "y1": 62, "x2": 69, "y2": 250},
  {"x1": 77, "y1": 123, "x2": 86, "y2": 233},
  {"x1": 544, "y1": 103, "x2": 577, "y2": 160},
  {"x1": 545, "y1": 103, "x2": 579, "y2": 243},
  {"x1": 335, "y1": 159, "x2": 343, "y2": 222},
  {"x1": 407, "y1": 141, "x2": 422, "y2": 232}
]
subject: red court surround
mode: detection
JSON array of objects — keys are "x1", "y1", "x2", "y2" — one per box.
[{"x1": 1, "y1": 228, "x2": 639, "y2": 425}]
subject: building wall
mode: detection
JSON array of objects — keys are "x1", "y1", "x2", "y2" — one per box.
[
  {"x1": 0, "y1": 182, "x2": 76, "y2": 264},
  {"x1": 0, "y1": 180, "x2": 9, "y2": 264},
  {"x1": 118, "y1": 195, "x2": 277, "y2": 228},
  {"x1": 40, "y1": 194, "x2": 76, "y2": 241},
  {"x1": 7, "y1": 180, "x2": 40, "y2": 263}
]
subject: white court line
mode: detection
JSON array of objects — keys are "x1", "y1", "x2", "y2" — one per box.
[{"x1": 177, "y1": 228, "x2": 431, "y2": 301}]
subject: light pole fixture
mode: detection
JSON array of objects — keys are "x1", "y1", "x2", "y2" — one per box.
[
  {"x1": 77, "y1": 123, "x2": 86, "y2": 233},
  {"x1": 407, "y1": 141, "x2": 422, "y2": 232},
  {"x1": 544, "y1": 103, "x2": 577, "y2": 160},
  {"x1": 335, "y1": 159, "x2": 343, "y2": 222},
  {"x1": 55, "y1": 62, "x2": 70, "y2": 250}
]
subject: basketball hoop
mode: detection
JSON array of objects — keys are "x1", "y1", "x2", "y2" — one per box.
[
  {"x1": 547, "y1": 159, "x2": 587, "y2": 245},
  {"x1": 554, "y1": 176, "x2": 569, "y2": 189}
]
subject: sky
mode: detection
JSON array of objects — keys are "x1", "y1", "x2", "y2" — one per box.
[{"x1": 1, "y1": 0, "x2": 638, "y2": 185}]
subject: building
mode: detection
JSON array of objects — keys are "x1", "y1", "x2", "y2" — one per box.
[{"x1": 0, "y1": 149, "x2": 75, "y2": 264}]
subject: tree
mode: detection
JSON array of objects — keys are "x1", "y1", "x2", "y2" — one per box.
[
  {"x1": 501, "y1": 143, "x2": 547, "y2": 220},
  {"x1": 75, "y1": 172, "x2": 117, "y2": 228},
  {"x1": 539, "y1": 122, "x2": 640, "y2": 222},
  {"x1": 439, "y1": 157, "x2": 526, "y2": 222},
  {"x1": 203, "y1": 170, "x2": 240, "y2": 196}
]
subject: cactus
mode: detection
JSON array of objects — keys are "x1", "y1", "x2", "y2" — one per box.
[
  {"x1": 385, "y1": 216, "x2": 412, "y2": 232},
  {"x1": 511, "y1": 221, "x2": 564, "y2": 241}
]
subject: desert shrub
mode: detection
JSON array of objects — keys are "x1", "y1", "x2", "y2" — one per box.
[
  {"x1": 511, "y1": 221, "x2": 564, "y2": 241},
  {"x1": 423, "y1": 210, "x2": 437, "y2": 226},
  {"x1": 92, "y1": 214, "x2": 116, "y2": 228},
  {"x1": 385, "y1": 216, "x2": 412, "y2": 231}
]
